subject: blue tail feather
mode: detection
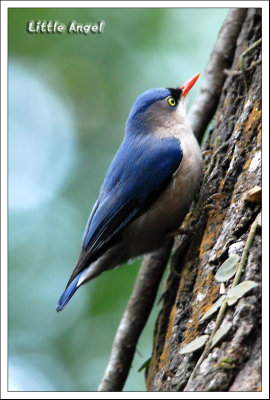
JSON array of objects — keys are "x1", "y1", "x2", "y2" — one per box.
[{"x1": 56, "y1": 273, "x2": 82, "y2": 312}]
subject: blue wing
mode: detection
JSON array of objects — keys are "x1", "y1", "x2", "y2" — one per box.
[{"x1": 66, "y1": 134, "x2": 183, "y2": 286}]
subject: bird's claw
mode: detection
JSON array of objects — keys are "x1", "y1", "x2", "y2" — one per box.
[{"x1": 166, "y1": 228, "x2": 196, "y2": 237}]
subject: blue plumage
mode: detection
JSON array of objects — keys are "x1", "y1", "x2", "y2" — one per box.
[
  {"x1": 57, "y1": 81, "x2": 203, "y2": 311},
  {"x1": 82, "y1": 134, "x2": 183, "y2": 253}
]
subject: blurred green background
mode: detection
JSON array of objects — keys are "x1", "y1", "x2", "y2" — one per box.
[{"x1": 8, "y1": 7, "x2": 228, "y2": 391}]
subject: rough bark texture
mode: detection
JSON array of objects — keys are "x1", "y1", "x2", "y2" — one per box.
[
  {"x1": 189, "y1": 8, "x2": 248, "y2": 143},
  {"x1": 145, "y1": 8, "x2": 262, "y2": 392}
]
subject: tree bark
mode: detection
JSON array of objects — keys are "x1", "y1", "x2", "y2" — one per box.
[{"x1": 145, "y1": 8, "x2": 262, "y2": 392}]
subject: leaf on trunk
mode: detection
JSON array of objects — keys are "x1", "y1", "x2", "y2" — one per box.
[
  {"x1": 180, "y1": 335, "x2": 209, "y2": 355},
  {"x1": 215, "y1": 255, "x2": 240, "y2": 282},
  {"x1": 210, "y1": 321, "x2": 232, "y2": 349},
  {"x1": 227, "y1": 281, "x2": 258, "y2": 306},
  {"x1": 199, "y1": 295, "x2": 226, "y2": 323}
]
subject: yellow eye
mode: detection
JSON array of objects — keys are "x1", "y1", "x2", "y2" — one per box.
[{"x1": 167, "y1": 96, "x2": 176, "y2": 107}]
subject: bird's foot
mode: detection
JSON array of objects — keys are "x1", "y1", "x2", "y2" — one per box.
[
  {"x1": 209, "y1": 192, "x2": 224, "y2": 201},
  {"x1": 202, "y1": 192, "x2": 224, "y2": 213},
  {"x1": 166, "y1": 228, "x2": 196, "y2": 237},
  {"x1": 202, "y1": 150, "x2": 213, "y2": 157},
  {"x1": 203, "y1": 204, "x2": 219, "y2": 212}
]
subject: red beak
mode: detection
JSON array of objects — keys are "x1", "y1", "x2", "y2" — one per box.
[{"x1": 180, "y1": 73, "x2": 200, "y2": 97}]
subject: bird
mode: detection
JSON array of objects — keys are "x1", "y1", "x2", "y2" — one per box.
[{"x1": 56, "y1": 73, "x2": 203, "y2": 312}]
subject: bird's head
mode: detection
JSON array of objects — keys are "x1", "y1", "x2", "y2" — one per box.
[{"x1": 126, "y1": 73, "x2": 200, "y2": 136}]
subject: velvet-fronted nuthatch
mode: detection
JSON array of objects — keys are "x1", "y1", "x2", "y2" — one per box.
[{"x1": 57, "y1": 73, "x2": 203, "y2": 311}]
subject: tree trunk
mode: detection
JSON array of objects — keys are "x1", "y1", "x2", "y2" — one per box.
[{"x1": 145, "y1": 8, "x2": 262, "y2": 392}]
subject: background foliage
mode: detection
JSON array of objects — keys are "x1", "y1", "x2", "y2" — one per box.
[{"x1": 8, "y1": 7, "x2": 228, "y2": 391}]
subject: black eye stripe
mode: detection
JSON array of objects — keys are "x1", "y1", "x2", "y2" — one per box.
[{"x1": 167, "y1": 88, "x2": 182, "y2": 103}]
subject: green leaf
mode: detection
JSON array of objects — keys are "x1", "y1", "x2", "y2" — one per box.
[
  {"x1": 199, "y1": 295, "x2": 226, "y2": 323},
  {"x1": 210, "y1": 322, "x2": 232, "y2": 349},
  {"x1": 227, "y1": 281, "x2": 258, "y2": 306},
  {"x1": 138, "y1": 357, "x2": 152, "y2": 372},
  {"x1": 215, "y1": 255, "x2": 240, "y2": 282},
  {"x1": 180, "y1": 335, "x2": 209, "y2": 355}
]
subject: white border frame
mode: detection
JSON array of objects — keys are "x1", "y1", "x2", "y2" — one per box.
[{"x1": 1, "y1": 1, "x2": 269, "y2": 399}]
